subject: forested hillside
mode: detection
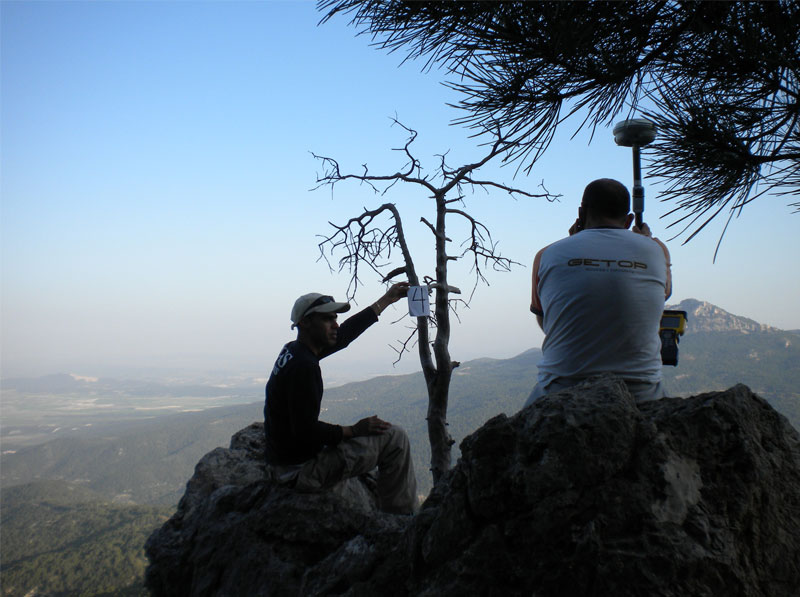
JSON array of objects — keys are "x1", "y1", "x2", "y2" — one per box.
[
  {"x1": 663, "y1": 330, "x2": 800, "y2": 423},
  {"x1": 1, "y1": 403, "x2": 263, "y2": 505},
  {"x1": 0, "y1": 481, "x2": 171, "y2": 596},
  {"x1": 662, "y1": 299, "x2": 800, "y2": 426}
]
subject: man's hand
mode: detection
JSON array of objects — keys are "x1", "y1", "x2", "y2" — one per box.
[
  {"x1": 631, "y1": 221, "x2": 672, "y2": 299},
  {"x1": 372, "y1": 282, "x2": 410, "y2": 316},
  {"x1": 345, "y1": 415, "x2": 391, "y2": 439},
  {"x1": 568, "y1": 218, "x2": 583, "y2": 236}
]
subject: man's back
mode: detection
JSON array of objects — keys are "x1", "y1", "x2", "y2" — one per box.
[{"x1": 536, "y1": 229, "x2": 667, "y2": 388}]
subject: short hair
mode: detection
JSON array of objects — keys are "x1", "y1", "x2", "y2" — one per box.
[{"x1": 581, "y1": 178, "x2": 630, "y2": 219}]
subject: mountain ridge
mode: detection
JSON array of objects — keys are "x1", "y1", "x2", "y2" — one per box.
[
  {"x1": 1, "y1": 298, "x2": 794, "y2": 391},
  {"x1": 2, "y1": 298, "x2": 797, "y2": 506},
  {"x1": 669, "y1": 298, "x2": 786, "y2": 334}
]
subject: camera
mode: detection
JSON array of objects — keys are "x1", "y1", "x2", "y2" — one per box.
[{"x1": 660, "y1": 309, "x2": 687, "y2": 366}]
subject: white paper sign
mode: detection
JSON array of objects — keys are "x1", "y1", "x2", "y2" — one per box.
[{"x1": 407, "y1": 285, "x2": 430, "y2": 317}]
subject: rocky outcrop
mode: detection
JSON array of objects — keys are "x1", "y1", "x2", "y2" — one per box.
[
  {"x1": 670, "y1": 298, "x2": 780, "y2": 334},
  {"x1": 144, "y1": 423, "x2": 399, "y2": 596},
  {"x1": 145, "y1": 377, "x2": 800, "y2": 596}
]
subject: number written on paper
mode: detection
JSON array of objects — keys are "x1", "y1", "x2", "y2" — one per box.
[{"x1": 408, "y1": 285, "x2": 430, "y2": 317}]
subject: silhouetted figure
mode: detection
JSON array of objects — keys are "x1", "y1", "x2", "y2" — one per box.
[
  {"x1": 264, "y1": 283, "x2": 417, "y2": 514},
  {"x1": 527, "y1": 178, "x2": 672, "y2": 404}
]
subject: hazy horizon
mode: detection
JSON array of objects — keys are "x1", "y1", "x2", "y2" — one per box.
[{"x1": 2, "y1": 295, "x2": 795, "y2": 386}]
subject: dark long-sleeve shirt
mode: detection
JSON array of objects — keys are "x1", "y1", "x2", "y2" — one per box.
[{"x1": 263, "y1": 307, "x2": 377, "y2": 465}]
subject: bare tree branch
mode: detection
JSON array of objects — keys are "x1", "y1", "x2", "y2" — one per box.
[{"x1": 312, "y1": 120, "x2": 556, "y2": 484}]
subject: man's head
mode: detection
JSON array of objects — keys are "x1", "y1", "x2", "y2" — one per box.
[
  {"x1": 291, "y1": 293, "x2": 350, "y2": 353},
  {"x1": 579, "y1": 178, "x2": 633, "y2": 228}
]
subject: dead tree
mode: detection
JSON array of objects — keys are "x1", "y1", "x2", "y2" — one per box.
[{"x1": 314, "y1": 121, "x2": 557, "y2": 484}]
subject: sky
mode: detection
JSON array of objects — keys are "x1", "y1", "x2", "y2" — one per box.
[{"x1": 2, "y1": 1, "x2": 798, "y2": 385}]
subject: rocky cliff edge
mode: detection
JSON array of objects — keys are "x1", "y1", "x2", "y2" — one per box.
[{"x1": 145, "y1": 377, "x2": 800, "y2": 596}]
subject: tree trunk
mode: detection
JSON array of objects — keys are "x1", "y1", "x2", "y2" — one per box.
[
  {"x1": 388, "y1": 204, "x2": 436, "y2": 384},
  {"x1": 427, "y1": 192, "x2": 454, "y2": 485},
  {"x1": 388, "y1": 204, "x2": 443, "y2": 482}
]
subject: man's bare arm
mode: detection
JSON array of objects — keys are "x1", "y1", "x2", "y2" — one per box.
[
  {"x1": 531, "y1": 248, "x2": 545, "y2": 331},
  {"x1": 632, "y1": 223, "x2": 672, "y2": 300}
]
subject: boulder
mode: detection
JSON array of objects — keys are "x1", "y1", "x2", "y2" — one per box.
[
  {"x1": 145, "y1": 378, "x2": 800, "y2": 596},
  {"x1": 144, "y1": 423, "x2": 402, "y2": 597}
]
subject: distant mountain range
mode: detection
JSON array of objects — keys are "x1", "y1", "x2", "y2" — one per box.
[
  {"x1": 670, "y1": 298, "x2": 798, "y2": 334},
  {"x1": 661, "y1": 299, "x2": 800, "y2": 423},
  {"x1": 1, "y1": 299, "x2": 798, "y2": 597},
  {"x1": 2, "y1": 298, "x2": 798, "y2": 505}
]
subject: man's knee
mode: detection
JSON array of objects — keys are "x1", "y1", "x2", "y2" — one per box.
[{"x1": 385, "y1": 424, "x2": 411, "y2": 451}]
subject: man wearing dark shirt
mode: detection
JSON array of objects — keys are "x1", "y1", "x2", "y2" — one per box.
[{"x1": 264, "y1": 283, "x2": 418, "y2": 514}]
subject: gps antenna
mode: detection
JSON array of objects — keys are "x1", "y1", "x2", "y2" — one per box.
[{"x1": 613, "y1": 118, "x2": 656, "y2": 229}]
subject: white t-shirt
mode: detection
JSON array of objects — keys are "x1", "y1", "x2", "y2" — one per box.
[{"x1": 532, "y1": 229, "x2": 669, "y2": 388}]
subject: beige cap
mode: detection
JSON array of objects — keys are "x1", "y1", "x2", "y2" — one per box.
[{"x1": 290, "y1": 293, "x2": 350, "y2": 328}]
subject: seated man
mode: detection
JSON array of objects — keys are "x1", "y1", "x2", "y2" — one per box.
[
  {"x1": 264, "y1": 283, "x2": 418, "y2": 514},
  {"x1": 527, "y1": 178, "x2": 672, "y2": 406}
]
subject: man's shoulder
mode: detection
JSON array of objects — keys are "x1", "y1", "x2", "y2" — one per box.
[
  {"x1": 614, "y1": 229, "x2": 668, "y2": 255},
  {"x1": 547, "y1": 229, "x2": 659, "y2": 249},
  {"x1": 539, "y1": 234, "x2": 579, "y2": 256},
  {"x1": 538, "y1": 230, "x2": 665, "y2": 266},
  {"x1": 270, "y1": 341, "x2": 317, "y2": 378},
  {"x1": 535, "y1": 238, "x2": 565, "y2": 259}
]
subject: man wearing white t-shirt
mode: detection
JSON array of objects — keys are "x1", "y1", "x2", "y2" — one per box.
[{"x1": 527, "y1": 178, "x2": 672, "y2": 405}]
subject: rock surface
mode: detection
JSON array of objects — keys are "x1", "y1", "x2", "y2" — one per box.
[
  {"x1": 144, "y1": 423, "x2": 399, "y2": 597},
  {"x1": 145, "y1": 378, "x2": 800, "y2": 596}
]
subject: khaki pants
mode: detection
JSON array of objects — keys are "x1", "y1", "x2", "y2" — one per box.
[{"x1": 273, "y1": 425, "x2": 418, "y2": 515}]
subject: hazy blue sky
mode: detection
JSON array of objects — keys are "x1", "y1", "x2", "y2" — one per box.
[{"x1": 2, "y1": 1, "x2": 798, "y2": 383}]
